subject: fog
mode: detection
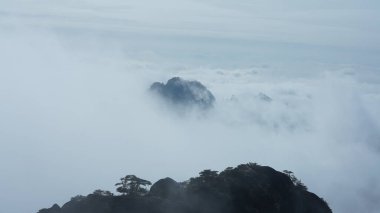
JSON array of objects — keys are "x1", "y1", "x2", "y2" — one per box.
[{"x1": 1, "y1": 0, "x2": 380, "y2": 213}]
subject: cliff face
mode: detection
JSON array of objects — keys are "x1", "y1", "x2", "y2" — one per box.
[{"x1": 38, "y1": 163, "x2": 332, "y2": 213}]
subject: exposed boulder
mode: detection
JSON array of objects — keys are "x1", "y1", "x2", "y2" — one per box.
[
  {"x1": 149, "y1": 177, "x2": 182, "y2": 198},
  {"x1": 150, "y1": 77, "x2": 215, "y2": 109}
]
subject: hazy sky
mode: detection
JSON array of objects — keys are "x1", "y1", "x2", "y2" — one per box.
[{"x1": 1, "y1": 1, "x2": 380, "y2": 213}]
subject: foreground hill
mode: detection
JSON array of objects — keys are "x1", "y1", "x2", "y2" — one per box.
[{"x1": 38, "y1": 163, "x2": 332, "y2": 213}]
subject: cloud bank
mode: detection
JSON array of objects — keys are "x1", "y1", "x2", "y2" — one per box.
[{"x1": 1, "y1": 1, "x2": 380, "y2": 213}]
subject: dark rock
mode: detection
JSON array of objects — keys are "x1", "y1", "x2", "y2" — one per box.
[
  {"x1": 150, "y1": 77, "x2": 215, "y2": 109},
  {"x1": 149, "y1": 177, "x2": 182, "y2": 198},
  {"x1": 37, "y1": 204, "x2": 60, "y2": 213}
]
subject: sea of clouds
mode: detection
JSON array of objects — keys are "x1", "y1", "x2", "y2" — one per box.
[{"x1": 1, "y1": 0, "x2": 380, "y2": 213}]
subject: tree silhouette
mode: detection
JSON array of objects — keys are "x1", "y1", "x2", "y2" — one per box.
[
  {"x1": 187, "y1": 169, "x2": 220, "y2": 193},
  {"x1": 199, "y1": 169, "x2": 218, "y2": 182},
  {"x1": 115, "y1": 175, "x2": 152, "y2": 196},
  {"x1": 283, "y1": 170, "x2": 308, "y2": 191}
]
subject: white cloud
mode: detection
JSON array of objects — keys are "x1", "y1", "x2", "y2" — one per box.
[{"x1": 0, "y1": 1, "x2": 380, "y2": 213}]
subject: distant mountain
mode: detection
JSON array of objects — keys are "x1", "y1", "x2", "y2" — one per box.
[
  {"x1": 38, "y1": 163, "x2": 332, "y2": 213},
  {"x1": 150, "y1": 77, "x2": 215, "y2": 109}
]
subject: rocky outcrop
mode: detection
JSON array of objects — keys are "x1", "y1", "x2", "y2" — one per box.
[
  {"x1": 150, "y1": 77, "x2": 215, "y2": 109},
  {"x1": 149, "y1": 177, "x2": 182, "y2": 199}
]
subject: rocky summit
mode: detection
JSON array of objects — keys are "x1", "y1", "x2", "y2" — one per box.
[{"x1": 150, "y1": 77, "x2": 215, "y2": 109}]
